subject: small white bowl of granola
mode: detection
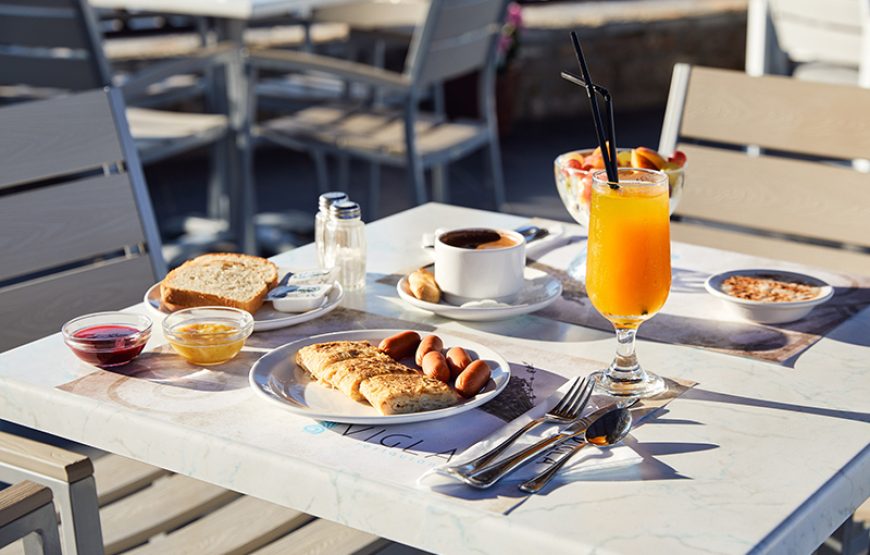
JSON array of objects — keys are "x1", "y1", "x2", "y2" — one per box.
[{"x1": 705, "y1": 269, "x2": 834, "y2": 324}]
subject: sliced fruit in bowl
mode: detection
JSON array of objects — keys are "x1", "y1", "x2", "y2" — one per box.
[{"x1": 554, "y1": 146, "x2": 687, "y2": 226}]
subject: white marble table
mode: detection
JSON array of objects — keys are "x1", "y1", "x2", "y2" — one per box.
[{"x1": 1, "y1": 203, "x2": 868, "y2": 554}]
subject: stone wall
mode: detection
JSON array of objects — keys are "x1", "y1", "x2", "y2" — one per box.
[{"x1": 511, "y1": 0, "x2": 748, "y2": 120}]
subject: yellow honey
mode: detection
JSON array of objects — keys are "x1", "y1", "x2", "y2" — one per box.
[{"x1": 167, "y1": 322, "x2": 245, "y2": 365}]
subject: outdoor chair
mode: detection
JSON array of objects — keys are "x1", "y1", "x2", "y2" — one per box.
[
  {"x1": 746, "y1": 0, "x2": 870, "y2": 87},
  {"x1": 0, "y1": 0, "x2": 234, "y2": 237},
  {"x1": 0, "y1": 90, "x2": 411, "y2": 555},
  {"x1": 659, "y1": 64, "x2": 870, "y2": 276},
  {"x1": 248, "y1": 0, "x2": 510, "y2": 215},
  {"x1": 0, "y1": 482, "x2": 61, "y2": 555}
]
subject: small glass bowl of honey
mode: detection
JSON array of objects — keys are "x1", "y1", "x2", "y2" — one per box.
[{"x1": 162, "y1": 307, "x2": 254, "y2": 365}]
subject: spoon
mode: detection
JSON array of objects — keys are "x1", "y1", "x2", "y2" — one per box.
[
  {"x1": 515, "y1": 225, "x2": 550, "y2": 243},
  {"x1": 519, "y1": 406, "x2": 633, "y2": 493}
]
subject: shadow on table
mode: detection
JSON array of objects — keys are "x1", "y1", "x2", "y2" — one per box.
[
  {"x1": 684, "y1": 388, "x2": 870, "y2": 424},
  {"x1": 103, "y1": 344, "x2": 256, "y2": 392}
]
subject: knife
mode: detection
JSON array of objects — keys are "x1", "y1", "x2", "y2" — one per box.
[{"x1": 449, "y1": 404, "x2": 618, "y2": 489}]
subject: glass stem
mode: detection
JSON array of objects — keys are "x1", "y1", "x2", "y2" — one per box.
[{"x1": 606, "y1": 326, "x2": 643, "y2": 382}]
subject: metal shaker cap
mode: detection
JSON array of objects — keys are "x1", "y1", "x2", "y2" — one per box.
[
  {"x1": 319, "y1": 191, "x2": 348, "y2": 212},
  {"x1": 329, "y1": 200, "x2": 361, "y2": 220}
]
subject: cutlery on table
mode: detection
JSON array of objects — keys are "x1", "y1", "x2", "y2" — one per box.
[
  {"x1": 461, "y1": 403, "x2": 631, "y2": 489},
  {"x1": 443, "y1": 377, "x2": 594, "y2": 479},
  {"x1": 519, "y1": 406, "x2": 633, "y2": 493}
]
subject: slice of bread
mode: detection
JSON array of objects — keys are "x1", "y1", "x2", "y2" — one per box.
[
  {"x1": 160, "y1": 255, "x2": 277, "y2": 314},
  {"x1": 193, "y1": 253, "x2": 279, "y2": 289}
]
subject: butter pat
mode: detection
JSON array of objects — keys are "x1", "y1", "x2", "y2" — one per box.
[{"x1": 271, "y1": 284, "x2": 332, "y2": 312}]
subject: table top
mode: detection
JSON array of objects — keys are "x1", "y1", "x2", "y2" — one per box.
[
  {"x1": 88, "y1": 0, "x2": 340, "y2": 19},
  {"x1": 1, "y1": 203, "x2": 868, "y2": 555}
]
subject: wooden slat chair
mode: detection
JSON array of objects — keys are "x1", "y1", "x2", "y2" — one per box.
[
  {"x1": 0, "y1": 434, "x2": 394, "y2": 555},
  {"x1": 0, "y1": 90, "x2": 418, "y2": 555},
  {"x1": 659, "y1": 64, "x2": 870, "y2": 276},
  {"x1": 249, "y1": 0, "x2": 510, "y2": 213},
  {"x1": 0, "y1": 0, "x2": 233, "y2": 222},
  {"x1": 746, "y1": 0, "x2": 870, "y2": 87},
  {"x1": 0, "y1": 482, "x2": 62, "y2": 555}
]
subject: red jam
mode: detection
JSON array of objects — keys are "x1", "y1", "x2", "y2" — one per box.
[{"x1": 68, "y1": 324, "x2": 147, "y2": 367}]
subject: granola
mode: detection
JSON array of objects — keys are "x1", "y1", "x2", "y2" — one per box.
[{"x1": 721, "y1": 275, "x2": 821, "y2": 302}]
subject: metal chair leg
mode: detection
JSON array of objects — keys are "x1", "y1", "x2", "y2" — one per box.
[
  {"x1": 486, "y1": 138, "x2": 507, "y2": 210},
  {"x1": 338, "y1": 153, "x2": 350, "y2": 192},
  {"x1": 368, "y1": 162, "x2": 381, "y2": 219},
  {"x1": 312, "y1": 150, "x2": 330, "y2": 193},
  {"x1": 432, "y1": 164, "x2": 449, "y2": 203}
]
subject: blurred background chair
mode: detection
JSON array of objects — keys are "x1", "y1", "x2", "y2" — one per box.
[
  {"x1": 0, "y1": 89, "x2": 419, "y2": 555},
  {"x1": 248, "y1": 0, "x2": 510, "y2": 219},
  {"x1": 746, "y1": 0, "x2": 870, "y2": 87},
  {"x1": 0, "y1": 0, "x2": 234, "y2": 261},
  {"x1": 0, "y1": 482, "x2": 61, "y2": 555},
  {"x1": 659, "y1": 64, "x2": 870, "y2": 276}
]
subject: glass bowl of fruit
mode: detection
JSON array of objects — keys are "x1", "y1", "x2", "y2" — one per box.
[{"x1": 554, "y1": 146, "x2": 686, "y2": 226}]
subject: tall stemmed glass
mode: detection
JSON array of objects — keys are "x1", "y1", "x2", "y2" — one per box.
[{"x1": 585, "y1": 167, "x2": 671, "y2": 397}]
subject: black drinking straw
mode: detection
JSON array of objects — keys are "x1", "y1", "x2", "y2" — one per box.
[{"x1": 568, "y1": 32, "x2": 619, "y2": 185}]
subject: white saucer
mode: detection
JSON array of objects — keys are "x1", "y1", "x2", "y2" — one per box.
[{"x1": 397, "y1": 267, "x2": 562, "y2": 321}]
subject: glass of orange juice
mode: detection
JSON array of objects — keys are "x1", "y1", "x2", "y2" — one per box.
[{"x1": 585, "y1": 168, "x2": 671, "y2": 397}]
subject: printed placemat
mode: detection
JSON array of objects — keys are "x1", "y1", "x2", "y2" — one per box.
[
  {"x1": 57, "y1": 307, "x2": 694, "y2": 515},
  {"x1": 381, "y1": 219, "x2": 870, "y2": 365}
]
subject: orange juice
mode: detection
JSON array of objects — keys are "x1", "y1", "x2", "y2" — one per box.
[{"x1": 585, "y1": 175, "x2": 671, "y2": 328}]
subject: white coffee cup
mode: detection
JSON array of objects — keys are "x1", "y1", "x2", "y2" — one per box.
[{"x1": 434, "y1": 228, "x2": 526, "y2": 305}]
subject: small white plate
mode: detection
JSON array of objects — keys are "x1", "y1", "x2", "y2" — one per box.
[
  {"x1": 249, "y1": 329, "x2": 511, "y2": 424},
  {"x1": 397, "y1": 267, "x2": 562, "y2": 321},
  {"x1": 705, "y1": 269, "x2": 834, "y2": 324},
  {"x1": 144, "y1": 280, "x2": 344, "y2": 332}
]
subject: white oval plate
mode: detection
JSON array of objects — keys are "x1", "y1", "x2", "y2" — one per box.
[
  {"x1": 704, "y1": 269, "x2": 834, "y2": 324},
  {"x1": 144, "y1": 280, "x2": 344, "y2": 332},
  {"x1": 397, "y1": 267, "x2": 562, "y2": 321},
  {"x1": 249, "y1": 329, "x2": 511, "y2": 424}
]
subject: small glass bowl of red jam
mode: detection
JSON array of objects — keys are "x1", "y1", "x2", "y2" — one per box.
[{"x1": 62, "y1": 312, "x2": 152, "y2": 368}]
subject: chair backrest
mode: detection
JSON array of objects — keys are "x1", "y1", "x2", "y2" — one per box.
[
  {"x1": 659, "y1": 64, "x2": 870, "y2": 272},
  {"x1": 0, "y1": 88, "x2": 165, "y2": 352},
  {"x1": 0, "y1": 0, "x2": 110, "y2": 91},
  {"x1": 405, "y1": 0, "x2": 508, "y2": 89},
  {"x1": 768, "y1": 0, "x2": 865, "y2": 66},
  {"x1": 746, "y1": 0, "x2": 870, "y2": 86}
]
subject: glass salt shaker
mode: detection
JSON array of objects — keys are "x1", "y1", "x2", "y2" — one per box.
[
  {"x1": 315, "y1": 191, "x2": 348, "y2": 268},
  {"x1": 324, "y1": 200, "x2": 367, "y2": 291}
]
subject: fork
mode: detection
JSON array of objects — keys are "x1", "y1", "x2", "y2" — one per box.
[{"x1": 442, "y1": 376, "x2": 594, "y2": 479}]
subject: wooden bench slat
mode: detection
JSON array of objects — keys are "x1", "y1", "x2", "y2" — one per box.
[
  {"x1": 100, "y1": 474, "x2": 239, "y2": 555},
  {"x1": 92, "y1": 455, "x2": 169, "y2": 506},
  {"x1": 125, "y1": 495, "x2": 313, "y2": 555},
  {"x1": 0, "y1": 481, "x2": 52, "y2": 529},
  {"x1": 675, "y1": 144, "x2": 870, "y2": 248},
  {"x1": 681, "y1": 66, "x2": 870, "y2": 160},
  {"x1": 671, "y1": 221, "x2": 870, "y2": 277},
  {"x1": 0, "y1": 432, "x2": 92, "y2": 484},
  {"x1": 0, "y1": 173, "x2": 147, "y2": 282},
  {"x1": 0, "y1": 255, "x2": 156, "y2": 352},
  {"x1": 251, "y1": 518, "x2": 389, "y2": 555},
  {"x1": 0, "y1": 89, "x2": 122, "y2": 188}
]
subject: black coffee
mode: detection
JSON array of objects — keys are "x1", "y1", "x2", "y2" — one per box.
[{"x1": 439, "y1": 228, "x2": 518, "y2": 250}]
